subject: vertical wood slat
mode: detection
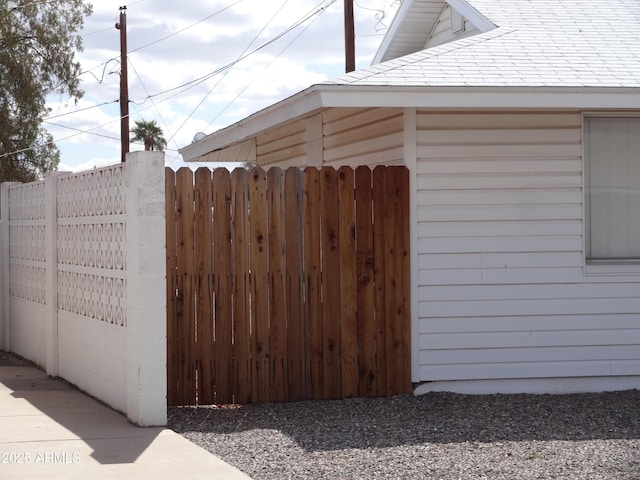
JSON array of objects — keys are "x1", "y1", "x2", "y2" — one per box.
[
  {"x1": 385, "y1": 167, "x2": 412, "y2": 394},
  {"x1": 268, "y1": 168, "x2": 287, "y2": 402},
  {"x1": 320, "y1": 167, "x2": 342, "y2": 399},
  {"x1": 165, "y1": 168, "x2": 179, "y2": 406},
  {"x1": 213, "y1": 169, "x2": 233, "y2": 403},
  {"x1": 338, "y1": 166, "x2": 358, "y2": 398},
  {"x1": 354, "y1": 166, "x2": 376, "y2": 397},
  {"x1": 231, "y1": 169, "x2": 251, "y2": 404},
  {"x1": 175, "y1": 167, "x2": 196, "y2": 405},
  {"x1": 285, "y1": 168, "x2": 305, "y2": 401},
  {"x1": 166, "y1": 165, "x2": 410, "y2": 406},
  {"x1": 372, "y1": 166, "x2": 388, "y2": 397},
  {"x1": 249, "y1": 167, "x2": 271, "y2": 403},
  {"x1": 303, "y1": 167, "x2": 323, "y2": 400},
  {"x1": 195, "y1": 168, "x2": 214, "y2": 405}
]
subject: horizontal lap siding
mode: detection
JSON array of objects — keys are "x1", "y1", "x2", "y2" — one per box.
[
  {"x1": 257, "y1": 120, "x2": 307, "y2": 167},
  {"x1": 417, "y1": 111, "x2": 640, "y2": 382},
  {"x1": 323, "y1": 108, "x2": 404, "y2": 167}
]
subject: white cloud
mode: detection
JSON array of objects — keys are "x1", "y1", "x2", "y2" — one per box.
[{"x1": 46, "y1": 0, "x2": 400, "y2": 170}]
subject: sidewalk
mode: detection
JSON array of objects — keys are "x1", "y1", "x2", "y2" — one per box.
[{"x1": 0, "y1": 352, "x2": 252, "y2": 480}]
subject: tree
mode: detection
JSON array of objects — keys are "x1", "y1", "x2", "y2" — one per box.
[
  {"x1": 0, "y1": 0, "x2": 93, "y2": 183},
  {"x1": 130, "y1": 119, "x2": 167, "y2": 151}
]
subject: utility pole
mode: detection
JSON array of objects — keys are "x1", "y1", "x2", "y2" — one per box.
[
  {"x1": 344, "y1": 0, "x2": 355, "y2": 72},
  {"x1": 116, "y1": 6, "x2": 129, "y2": 163}
]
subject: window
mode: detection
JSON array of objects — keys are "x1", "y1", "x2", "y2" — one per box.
[{"x1": 585, "y1": 116, "x2": 640, "y2": 262}]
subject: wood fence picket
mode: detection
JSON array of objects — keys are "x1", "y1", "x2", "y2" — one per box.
[{"x1": 166, "y1": 165, "x2": 410, "y2": 406}]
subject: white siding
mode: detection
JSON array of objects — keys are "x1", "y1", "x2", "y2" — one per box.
[
  {"x1": 323, "y1": 107, "x2": 404, "y2": 167},
  {"x1": 256, "y1": 119, "x2": 308, "y2": 168},
  {"x1": 425, "y1": 4, "x2": 480, "y2": 49},
  {"x1": 254, "y1": 108, "x2": 405, "y2": 169},
  {"x1": 416, "y1": 110, "x2": 640, "y2": 385}
]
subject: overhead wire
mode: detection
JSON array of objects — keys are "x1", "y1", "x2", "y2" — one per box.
[
  {"x1": 166, "y1": 0, "x2": 292, "y2": 145},
  {"x1": 3, "y1": 0, "x2": 340, "y2": 160},
  {"x1": 204, "y1": 1, "x2": 330, "y2": 131}
]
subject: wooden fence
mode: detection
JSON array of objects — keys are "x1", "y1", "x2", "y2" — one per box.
[{"x1": 165, "y1": 165, "x2": 410, "y2": 406}]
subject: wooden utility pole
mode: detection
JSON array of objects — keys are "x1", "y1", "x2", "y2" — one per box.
[
  {"x1": 116, "y1": 6, "x2": 129, "y2": 163},
  {"x1": 344, "y1": 0, "x2": 355, "y2": 72}
]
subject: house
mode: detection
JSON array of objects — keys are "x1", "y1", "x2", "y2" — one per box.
[{"x1": 179, "y1": 0, "x2": 640, "y2": 394}]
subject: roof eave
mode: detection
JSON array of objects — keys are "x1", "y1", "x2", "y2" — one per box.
[{"x1": 180, "y1": 85, "x2": 640, "y2": 159}]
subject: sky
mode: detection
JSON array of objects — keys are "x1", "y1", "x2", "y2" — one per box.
[{"x1": 45, "y1": 0, "x2": 401, "y2": 172}]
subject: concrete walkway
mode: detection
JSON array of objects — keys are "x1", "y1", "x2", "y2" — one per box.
[{"x1": 0, "y1": 354, "x2": 252, "y2": 480}]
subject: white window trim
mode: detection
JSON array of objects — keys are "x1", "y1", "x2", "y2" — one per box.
[{"x1": 582, "y1": 112, "x2": 640, "y2": 276}]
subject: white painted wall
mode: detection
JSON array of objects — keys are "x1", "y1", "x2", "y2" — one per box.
[
  {"x1": 0, "y1": 152, "x2": 167, "y2": 426},
  {"x1": 415, "y1": 110, "x2": 640, "y2": 393}
]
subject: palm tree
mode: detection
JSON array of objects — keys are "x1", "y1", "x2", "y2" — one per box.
[{"x1": 130, "y1": 119, "x2": 167, "y2": 151}]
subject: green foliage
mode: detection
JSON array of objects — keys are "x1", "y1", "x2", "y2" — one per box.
[
  {"x1": 130, "y1": 119, "x2": 167, "y2": 151},
  {"x1": 0, "y1": 0, "x2": 92, "y2": 183}
]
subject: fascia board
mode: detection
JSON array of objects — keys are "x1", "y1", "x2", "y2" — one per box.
[
  {"x1": 317, "y1": 86, "x2": 640, "y2": 110},
  {"x1": 180, "y1": 85, "x2": 640, "y2": 159},
  {"x1": 446, "y1": 0, "x2": 496, "y2": 32},
  {"x1": 179, "y1": 87, "x2": 325, "y2": 160}
]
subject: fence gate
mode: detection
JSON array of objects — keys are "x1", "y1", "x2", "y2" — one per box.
[{"x1": 165, "y1": 165, "x2": 410, "y2": 406}]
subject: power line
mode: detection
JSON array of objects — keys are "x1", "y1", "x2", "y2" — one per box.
[
  {"x1": 44, "y1": 100, "x2": 119, "y2": 121},
  {"x1": 43, "y1": 121, "x2": 120, "y2": 141},
  {"x1": 167, "y1": 0, "x2": 292, "y2": 145}
]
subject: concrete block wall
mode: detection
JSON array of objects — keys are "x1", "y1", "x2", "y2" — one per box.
[{"x1": 0, "y1": 152, "x2": 167, "y2": 426}]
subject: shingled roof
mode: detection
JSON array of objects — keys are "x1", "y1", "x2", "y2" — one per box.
[
  {"x1": 180, "y1": 0, "x2": 640, "y2": 160},
  {"x1": 327, "y1": 0, "x2": 640, "y2": 88}
]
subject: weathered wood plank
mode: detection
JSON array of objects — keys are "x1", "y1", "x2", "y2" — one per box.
[
  {"x1": 384, "y1": 167, "x2": 411, "y2": 395},
  {"x1": 354, "y1": 166, "x2": 376, "y2": 397},
  {"x1": 175, "y1": 167, "x2": 196, "y2": 405},
  {"x1": 231, "y1": 168, "x2": 251, "y2": 404},
  {"x1": 337, "y1": 166, "x2": 358, "y2": 398},
  {"x1": 372, "y1": 166, "x2": 388, "y2": 397},
  {"x1": 284, "y1": 168, "x2": 305, "y2": 401},
  {"x1": 268, "y1": 168, "x2": 288, "y2": 402},
  {"x1": 165, "y1": 168, "x2": 179, "y2": 406},
  {"x1": 249, "y1": 167, "x2": 271, "y2": 403},
  {"x1": 320, "y1": 167, "x2": 342, "y2": 399},
  {"x1": 194, "y1": 168, "x2": 214, "y2": 404},
  {"x1": 303, "y1": 167, "x2": 323, "y2": 400},
  {"x1": 213, "y1": 169, "x2": 233, "y2": 403}
]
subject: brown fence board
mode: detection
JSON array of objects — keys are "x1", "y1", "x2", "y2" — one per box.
[
  {"x1": 195, "y1": 168, "x2": 214, "y2": 404},
  {"x1": 231, "y1": 169, "x2": 251, "y2": 404},
  {"x1": 284, "y1": 168, "x2": 305, "y2": 401},
  {"x1": 213, "y1": 169, "x2": 233, "y2": 403},
  {"x1": 338, "y1": 167, "x2": 358, "y2": 398},
  {"x1": 167, "y1": 165, "x2": 410, "y2": 406},
  {"x1": 249, "y1": 167, "x2": 271, "y2": 403},
  {"x1": 303, "y1": 167, "x2": 323, "y2": 400},
  {"x1": 175, "y1": 167, "x2": 196, "y2": 405},
  {"x1": 268, "y1": 168, "x2": 287, "y2": 402},
  {"x1": 320, "y1": 168, "x2": 342, "y2": 400},
  {"x1": 385, "y1": 167, "x2": 412, "y2": 395},
  {"x1": 372, "y1": 166, "x2": 388, "y2": 397},
  {"x1": 165, "y1": 168, "x2": 179, "y2": 406}
]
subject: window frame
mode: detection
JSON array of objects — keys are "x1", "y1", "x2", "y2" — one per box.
[{"x1": 582, "y1": 112, "x2": 640, "y2": 275}]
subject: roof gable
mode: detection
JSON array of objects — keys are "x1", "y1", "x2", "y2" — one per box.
[{"x1": 373, "y1": 0, "x2": 495, "y2": 64}]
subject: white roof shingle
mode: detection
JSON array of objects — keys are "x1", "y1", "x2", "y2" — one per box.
[{"x1": 327, "y1": 0, "x2": 640, "y2": 89}]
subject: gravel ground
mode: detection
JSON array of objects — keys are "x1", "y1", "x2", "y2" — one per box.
[{"x1": 168, "y1": 390, "x2": 640, "y2": 480}]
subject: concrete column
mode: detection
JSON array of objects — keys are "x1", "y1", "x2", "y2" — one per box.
[
  {"x1": 44, "y1": 172, "x2": 65, "y2": 376},
  {"x1": 123, "y1": 151, "x2": 167, "y2": 426},
  {"x1": 0, "y1": 182, "x2": 20, "y2": 351}
]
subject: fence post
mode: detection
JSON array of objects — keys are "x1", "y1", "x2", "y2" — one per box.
[
  {"x1": 0, "y1": 182, "x2": 19, "y2": 351},
  {"x1": 123, "y1": 151, "x2": 167, "y2": 426},
  {"x1": 44, "y1": 172, "x2": 65, "y2": 376}
]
